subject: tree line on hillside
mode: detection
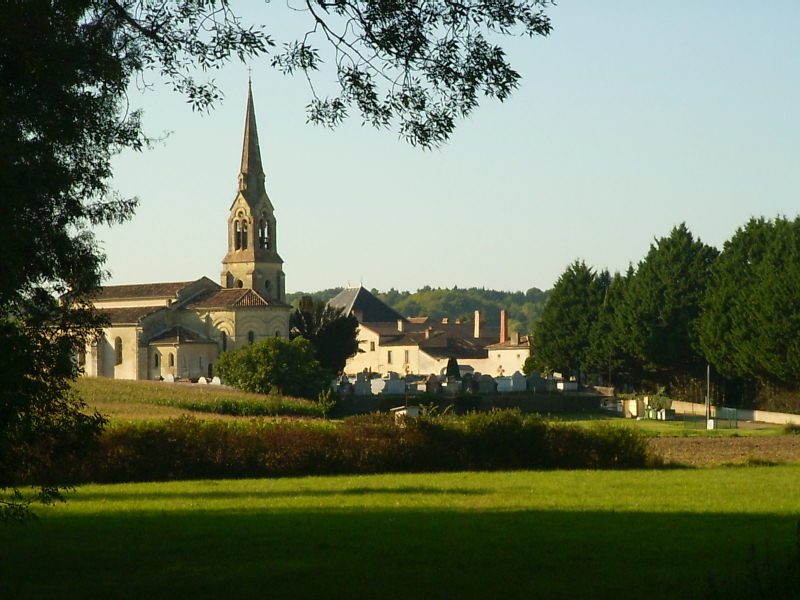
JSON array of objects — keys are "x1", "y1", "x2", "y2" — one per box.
[
  {"x1": 286, "y1": 287, "x2": 551, "y2": 334},
  {"x1": 528, "y1": 218, "x2": 800, "y2": 412}
]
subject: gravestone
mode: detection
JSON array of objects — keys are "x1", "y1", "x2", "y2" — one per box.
[
  {"x1": 354, "y1": 372, "x2": 372, "y2": 396},
  {"x1": 210, "y1": 376, "x2": 222, "y2": 385},
  {"x1": 495, "y1": 376, "x2": 513, "y2": 393},
  {"x1": 424, "y1": 374, "x2": 441, "y2": 395},
  {"x1": 383, "y1": 374, "x2": 406, "y2": 395},
  {"x1": 163, "y1": 373, "x2": 175, "y2": 382},
  {"x1": 478, "y1": 374, "x2": 496, "y2": 394},
  {"x1": 511, "y1": 371, "x2": 527, "y2": 392},
  {"x1": 527, "y1": 373, "x2": 545, "y2": 392},
  {"x1": 337, "y1": 375, "x2": 353, "y2": 396},
  {"x1": 197, "y1": 376, "x2": 208, "y2": 385}
]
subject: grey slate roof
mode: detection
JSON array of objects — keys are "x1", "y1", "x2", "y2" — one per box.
[{"x1": 327, "y1": 286, "x2": 404, "y2": 323}]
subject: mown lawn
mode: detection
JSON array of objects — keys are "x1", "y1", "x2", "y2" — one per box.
[
  {"x1": 3, "y1": 468, "x2": 799, "y2": 599},
  {"x1": 562, "y1": 413, "x2": 784, "y2": 437},
  {"x1": 72, "y1": 377, "x2": 327, "y2": 420}
]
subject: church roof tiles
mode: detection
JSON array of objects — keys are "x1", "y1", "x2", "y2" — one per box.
[
  {"x1": 188, "y1": 288, "x2": 271, "y2": 309},
  {"x1": 99, "y1": 306, "x2": 165, "y2": 325},
  {"x1": 96, "y1": 281, "x2": 196, "y2": 301},
  {"x1": 147, "y1": 326, "x2": 216, "y2": 345}
]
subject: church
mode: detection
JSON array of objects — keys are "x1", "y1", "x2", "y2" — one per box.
[{"x1": 81, "y1": 83, "x2": 291, "y2": 381}]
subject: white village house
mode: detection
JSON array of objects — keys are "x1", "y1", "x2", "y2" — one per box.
[{"x1": 328, "y1": 287, "x2": 530, "y2": 378}]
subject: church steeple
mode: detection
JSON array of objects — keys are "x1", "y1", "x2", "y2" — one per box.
[
  {"x1": 238, "y1": 80, "x2": 265, "y2": 202},
  {"x1": 221, "y1": 82, "x2": 285, "y2": 302}
]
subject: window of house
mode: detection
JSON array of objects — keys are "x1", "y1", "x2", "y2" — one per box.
[
  {"x1": 404, "y1": 350, "x2": 409, "y2": 363},
  {"x1": 169, "y1": 353, "x2": 175, "y2": 367},
  {"x1": 248, "y1": 331, "x2": 255, "y2": 345},
  {"x1": 387, "y1": 350, "x2": 392, "y2": 364},
  {"x1": 221, "y1": 331, "x2": 227, "y2": 351},
  {"x1": 199, "y1": 356, "x2": 204, "y2": 369},
  {"x1": 77, "y1": 350, "x2": 86, "y2": 366},
  {"x1": 242, "y1": 221, "x2": 249, "y2": 249},
  {"x1": 369, "y1": 341, "x2": 375, "y2": 352},
  {"x1": 275, "y1": 330, "x2": 281, "y2": 337},
  {"x1": 114, "y1": 337, "x2": 123, "y2": 365},
  {"x1": 153, "y1": 353, "x2": 160, "y2": 368}
]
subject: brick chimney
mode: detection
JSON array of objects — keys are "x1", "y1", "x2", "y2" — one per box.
[
  {"x1": 474, "y1": 310, "x2": 481, "y2": 338},
  {"x1": 499, "y1": 310, "x2": 509, "y2": 343}
]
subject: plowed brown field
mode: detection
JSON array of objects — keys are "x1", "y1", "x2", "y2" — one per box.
[{"x1": 649, "y1": 435, "x2": 800, "y2": 466}]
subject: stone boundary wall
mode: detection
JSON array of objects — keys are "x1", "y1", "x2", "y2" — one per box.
[{"x1": 671, "y1": 399, "x2": 800, "y2": 425}]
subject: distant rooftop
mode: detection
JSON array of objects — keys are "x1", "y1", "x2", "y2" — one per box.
[{"x1": 327, "y1": 286, "x2": 404, "y2": 323}]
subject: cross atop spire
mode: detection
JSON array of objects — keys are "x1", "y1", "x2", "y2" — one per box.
[{"x1": 238, "y1": 81, "x2": 265, "y2": 201}]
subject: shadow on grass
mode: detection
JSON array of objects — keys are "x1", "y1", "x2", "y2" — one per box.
[
  {"x1": 2, "y1": 509, "x2": 797, "y2": 600},
  {"x1": 70, "y1": 485, "x2": 491, "y2": 501}
]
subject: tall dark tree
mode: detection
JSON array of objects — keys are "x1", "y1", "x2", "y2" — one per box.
[
  {"x1": 529, "y1": 261, "x2": 608, "y2": 378},
  {"x1": 699, "y1": 216, "x2": 800, "y2": 387},
  {"x1": 615, "y1": 224, "x2": 718, "y2": 383},
  {"x1": 290, "y1": 302, "x2": 360, "y2": 375},
  {"x1": 585, "y1": 270, "x2": 636, "y2": 385}
]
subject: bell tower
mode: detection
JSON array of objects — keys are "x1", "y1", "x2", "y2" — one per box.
[{"x1": 220, "y1": 81, "x2": 285, "y2": 302}]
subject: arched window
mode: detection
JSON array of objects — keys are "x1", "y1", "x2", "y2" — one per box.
[
  {"x1": 221, "y1": 331, "x2": 227, "y2": 351},
  {"x1": 236, "y1": 279, "x2": 243, "y2": 288},
  {"x1": 275, "y1": 330, "x2": 281, "y2": 337},
  {"x1": 247, "y1": 331, "x2": 255, "y2": 345},
  {"x1": 234, "y1": 220, "x2": 242, "y2": 250},
  {"x1": 241, "y1": 221, "x2": 249, "y2": 249},
  {"x1": 114, "y1": 337, "x2": 123, "y2": 365},
  {"x1": 77, "y1": 349, "x2": 86, "y2": 366},
  {"x1": 153, "y1": 353, "x2": 160, "y2": 368},
  {"x1": 258, "y1": 217, "x2": 268, "y2": 249},
  {"x1": 169, "y1": 353, "x2": 175, "y2": 367}
]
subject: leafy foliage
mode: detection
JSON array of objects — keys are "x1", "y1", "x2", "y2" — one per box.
[
  {"x1": 699, "y1": 217, "x2": 800, "y2": 387},
  {"x1": 290, "y1": 301, "x2": 360, "y2": 374},
  {"x1": 585, "y1": 270, "x2": 637, "y2": 384},
  {"x1": 22, "y1": 411, "x2": 654, "y2": 483},
  {"x1": 272, "y1": 0, "x2": 553, "y2": 147},
  {"x1": 529, "y1": 261, "x2": 608, "y2": 377},
  {"x1": 215, "y1": 337, "x2": 330, "y2": 399},
  {"x1": 615, "y1": 224, "x2": 718, "y2": 381}
]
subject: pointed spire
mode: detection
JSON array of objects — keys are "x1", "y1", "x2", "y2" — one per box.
[{"x1": 239, "y1": 80, "x2": 265, "y2": 199}]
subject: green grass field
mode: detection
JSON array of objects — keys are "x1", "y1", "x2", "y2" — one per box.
[
  {"x1": 3, "y1": 468, "x2": 799, "y2": 599},
  {"x1": 72, "y1": 377, "x2": 327, "y2": 420}
]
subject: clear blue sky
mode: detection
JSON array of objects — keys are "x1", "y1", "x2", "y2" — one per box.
[{"x1": 103, "y1": 2, "x2": 800, "y2": 294}]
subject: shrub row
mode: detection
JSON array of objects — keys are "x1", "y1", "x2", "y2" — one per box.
[
  {"x1": 34, "y1": 410, "x2": 658, "y2": 484},
  {"x1": 158, "y1": 394, "x2": 327, "y2": 418}
]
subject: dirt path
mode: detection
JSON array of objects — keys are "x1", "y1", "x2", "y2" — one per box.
[{"x1": 649, "y1": 436, "x2": 800, "y2": 466}]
